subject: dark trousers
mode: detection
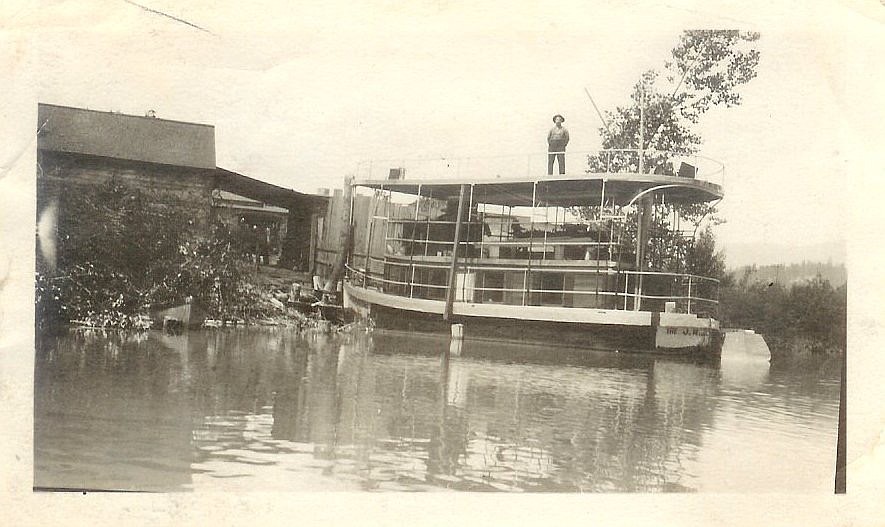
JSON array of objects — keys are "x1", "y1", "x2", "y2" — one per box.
[{"x1": 547, "y1": 149, "x2": 566, "y2": 175}]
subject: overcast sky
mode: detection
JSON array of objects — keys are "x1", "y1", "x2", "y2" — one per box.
[{"x1": 16, "y1": 0, "x2": 885, "y2": 266}]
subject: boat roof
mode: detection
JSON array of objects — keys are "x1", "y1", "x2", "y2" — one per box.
[{"x1": 353, "y1": 173, "x2": 723, "y2": 207}]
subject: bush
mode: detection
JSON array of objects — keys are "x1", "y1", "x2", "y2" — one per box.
[
  {"x1": 36, "y1": 179, "x2": 269, "y2": 329},
  {"x1": 720, "y1": 272, "x2": 846, "y2": 355}
]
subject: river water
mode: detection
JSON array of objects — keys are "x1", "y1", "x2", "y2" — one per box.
[{"x1": 34, "y1": 328, "x2": 840, "y2": 492}]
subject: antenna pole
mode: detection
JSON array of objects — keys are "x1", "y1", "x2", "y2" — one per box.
[
  {"x1": 584, "y1": 86, "x2": 611, "y2": 132},
  {"x1": 638, "y1": 83, "x2": 645, "y2": 174}
]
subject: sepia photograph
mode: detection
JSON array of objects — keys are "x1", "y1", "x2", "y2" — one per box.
[{"x1": 3, "y1": 0, "x2": 885, "y2": 525}]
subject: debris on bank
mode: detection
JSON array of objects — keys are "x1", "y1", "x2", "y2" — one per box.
[{"x1": 64, "y1": 275, "x2": 358, "y2": 334}]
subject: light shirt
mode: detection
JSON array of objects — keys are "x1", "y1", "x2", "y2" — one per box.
[{"x1": 548, "y1": 125, "x2": 569, "y2": 144}]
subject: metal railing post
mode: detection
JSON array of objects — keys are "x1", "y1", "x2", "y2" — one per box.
[
  {"x1": 687, "y1": 275, "x2": 692, "y2": 315},
  {"x1": 624, "y1": 273, "x2": 630, "y2": 310}
]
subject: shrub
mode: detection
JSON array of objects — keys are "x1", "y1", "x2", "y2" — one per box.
[{"x1": 36, "y1": 179, "x2": 268, "y2": 329}]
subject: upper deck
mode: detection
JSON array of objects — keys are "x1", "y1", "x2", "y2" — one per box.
[{"x1": 353, "y1": 149, "x2": 724, "y2": 206}]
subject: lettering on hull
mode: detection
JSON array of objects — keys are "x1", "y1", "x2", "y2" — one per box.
[{"x1": 656, "y1": 326, "x2": 712, "y2": 349}]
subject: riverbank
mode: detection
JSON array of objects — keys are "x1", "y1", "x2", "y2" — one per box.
[{"x1": 37, "y1": 235, "x2": 345, "y2": 334}]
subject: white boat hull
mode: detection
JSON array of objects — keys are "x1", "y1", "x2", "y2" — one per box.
[{"x1": 344, "y1": 282, "x2": 720, "y2": 355}]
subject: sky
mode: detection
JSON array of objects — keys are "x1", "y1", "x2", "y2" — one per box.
[{"x1": 7, "y1": 0, "x2": 884, "y2": 266}]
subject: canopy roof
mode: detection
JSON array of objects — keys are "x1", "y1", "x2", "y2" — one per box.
[{"x1": 354, "y1": 174, "x2": 723, "y2": 207}]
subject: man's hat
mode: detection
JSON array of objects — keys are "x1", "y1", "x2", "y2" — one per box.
[{"x1": 552, "y1": 114, "x2": 565, "y2": 122}]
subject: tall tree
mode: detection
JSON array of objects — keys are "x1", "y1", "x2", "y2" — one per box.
[
  {"x1": 585, "y1": 30, "x2": 760, "y2": 270},
  {"x1": 591, "y1": 30, "x2": 760, "y2": 174}
]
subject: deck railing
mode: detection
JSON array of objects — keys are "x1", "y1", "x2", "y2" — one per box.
[
  {"x1": 346, "y1": 259, "x2": 719, "y2": 318},
  {"x1": 354, "y1": 149, "x2": 725, "y2": 188}
]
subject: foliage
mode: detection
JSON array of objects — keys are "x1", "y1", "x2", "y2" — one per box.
[
  {"x1": 683, "y1": 226, "x2": 728, "y2": 283},
  {"x1": 581, "y1": 30, "x2": 759, "y2": 275},
  {"x1": 588, "y1": 30, "x2": 760, "y2": 175},
  {"x1": 730, "y1": 261, "x2": 846, "y2": 289},
  {"x1": 720, "y1": 272, "x2": 846, "y2": 354},
  {"x1": 36, "y1": 179, "x2": 269, "y2": 330}
]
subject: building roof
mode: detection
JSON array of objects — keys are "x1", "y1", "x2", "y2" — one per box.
[
  {"x1": 212, "y1": 190, "x2": 290, "y2": 214},
  {"x1": 37, "y1": 103, "x2": 215, "y2": 169},
  {"x1": 214, "y1": 168, "x2": 328, "y2": 209}
]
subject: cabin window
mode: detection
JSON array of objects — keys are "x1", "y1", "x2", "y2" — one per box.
[
  {"x1": 530, "y1": 272, "x2": 564, "y2": 306},
  {"x1": 563, "y1": 244, "x2": 605, "y2": 260},
  {"x1": 478, "y1": 271, "x2": 505, "y2": 303},
  {"x1": 383, "y1": 264, "x2": 409, "y2": 296},
  {"x1": 413, "y1": 267, "x2": 447, "y2": 300},
  {"x1": 565, "y1": 272, "x2": 617, "y2": 309}
]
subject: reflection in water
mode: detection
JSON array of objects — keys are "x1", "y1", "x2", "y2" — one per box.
[
  {"x1": 720, "y1": 331, "x2": 772, "y2": 388},
  {"x1": 34, "y1": 328, "x2": 839, "y2": 492}
]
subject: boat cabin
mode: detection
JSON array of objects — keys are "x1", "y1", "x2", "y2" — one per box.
[{"x1": 340, "y1": 151, "x2": 724, "y2": 320}]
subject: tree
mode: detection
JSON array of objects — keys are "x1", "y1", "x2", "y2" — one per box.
[
  {"x1": 35, "y1": 179, "x2": 271, "y2": 329},
  {"x1": 583, "y1": 30, "x2": 760, "y2": 271}
]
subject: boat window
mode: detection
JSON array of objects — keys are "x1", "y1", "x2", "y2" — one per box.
[
  {"x1": 479, "y1": 271, "x2": 504, "y2": 303},
  {"x1": 530, "y1": 272, "x2": 564, "y2": 306}
]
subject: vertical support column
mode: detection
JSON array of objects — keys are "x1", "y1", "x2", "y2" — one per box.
[
  {"x1": 596, "y1": 179, "x2": 607, "y2": 304},
  {"x1": 466, "y1": 184, "x2": 474, "y2": 258},
  {"x1": 409, "y1": 184, "x2": 422, "y2": 299},
  {"x1": 479, "y1": 202, "x2": 485, "y2": 258},
  {"x1": 444, "y1": 184, "x2": 468, "y2": 321},
  {"x1": 542, "y1": 202, "x2": 548, "y2": 261},
  {"x1": 687, "y1": 275, "x2": 693, "y2": 315},
  {"x1": 466, "y1": 184, "x2": 475, "y2": 302},
  {"x1": 424, "y1": 188, "x2": 432, "y2": 257},
  {"x1": 633, "y1": 195, "x2": 653, "y2": 311},
  {"x1": 624, "y1": 272, "x2": 630, "y2": 310},
  {"x1": 522, "y1": 182, "x2": 537, "y2": 306}
]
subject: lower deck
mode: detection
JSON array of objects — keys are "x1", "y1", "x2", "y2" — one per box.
[
  {"x1": 354, "y1": 256, "x2": 720, "y2": 318},
  {"x1": 344, "y1": 281, "x2": 722, "y2": 356}
]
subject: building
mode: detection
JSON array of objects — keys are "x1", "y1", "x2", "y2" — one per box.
[{"x1": 36, "y1": 103, "x2": 327, "y2": 271}]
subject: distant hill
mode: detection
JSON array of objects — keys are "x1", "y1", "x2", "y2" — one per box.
[
  {"x1": 728, "y1": 261, "x2": 846, "y2": 287},
  {"x1": 723, "y1": 240, "x2": 845, "y2": 268}
]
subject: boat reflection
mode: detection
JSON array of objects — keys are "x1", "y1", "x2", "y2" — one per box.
[
  {"x1": 258, "y1": 331, "x2": 722, "y2": 491},
  {"x1": 35, "y1": 327, "x2": 836, "y2": 492}
]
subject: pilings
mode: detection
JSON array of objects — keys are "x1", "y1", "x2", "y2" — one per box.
[{"x1": 323, "y1": 176, "x2": 354, "y2": 294}]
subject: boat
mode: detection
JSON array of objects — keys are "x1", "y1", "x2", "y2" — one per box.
[
  {"x1": 150, "y1": 297, "x2": 207, "y2": 329},
  {"x1": 335, "y1": 150, "x2": 725, "y2": 356}
]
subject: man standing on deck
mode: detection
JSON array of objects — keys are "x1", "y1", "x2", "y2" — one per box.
[{"x1": 547, "y1": 114, "x2": 569, "y2": 175}]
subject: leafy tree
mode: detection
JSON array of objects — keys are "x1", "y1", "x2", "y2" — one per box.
[
  {"x1": 36, "y1": 179, "x2": 272, "y2": 330},
  {"x1": 589, "y1": 30, "x2": 760, "y2": 171},
  {"x1": 582, "y1": 30, "x2": 760, "y2": 272},
  {"x1": 684, "y1": 226, "x2": 728, "y2": 281}
]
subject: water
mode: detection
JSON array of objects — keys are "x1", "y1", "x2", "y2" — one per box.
[{"x1": 34, "y1": 328, "x2": 840, "y2": 492}]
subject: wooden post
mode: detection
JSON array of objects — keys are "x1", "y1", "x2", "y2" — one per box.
[
  {"x1": 308, "y1": 212, "x2": 318, "y2": 274},
  {"x1": 443, "y1": 184, "x2": 467, "y2": 321},
  {"x1": 323, "y1": 176, "x2": 354, "y2": 293},
  {"x1": 835, "y1": 347, "x2": 846, "y2": 493}
]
